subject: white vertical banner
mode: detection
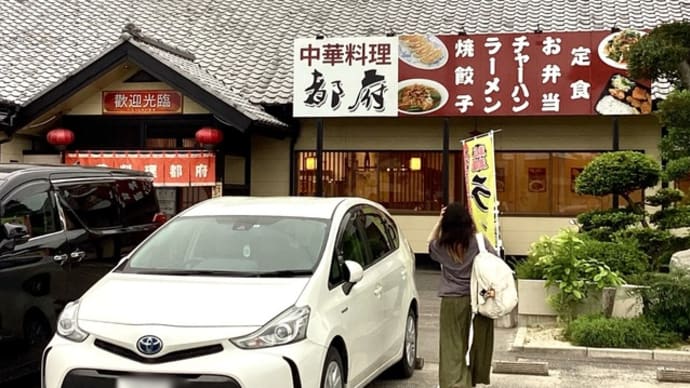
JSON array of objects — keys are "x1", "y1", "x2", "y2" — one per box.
[{"x1": 292, "y1": 36, "x2": 399, "y2": 117}]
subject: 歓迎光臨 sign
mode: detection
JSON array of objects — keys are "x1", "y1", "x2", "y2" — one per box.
[
  {"x1": 102, "y1": 90, "x2": 183, "y2": 115},
  {"x1": 292, "y1": 29, "x2": 652, "y2": 117},
  {"x1": 293, "y1": 36, "x2": 399, "y2": 117}
]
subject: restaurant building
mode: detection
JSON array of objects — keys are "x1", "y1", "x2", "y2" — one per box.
[{"x1": 1, "y1": 0, "x2": 688, "y2": 257}]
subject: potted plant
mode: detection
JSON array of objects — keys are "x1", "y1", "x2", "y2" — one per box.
[{"x1": 517, "y1": 229, "x2": 625, "y2": 324}]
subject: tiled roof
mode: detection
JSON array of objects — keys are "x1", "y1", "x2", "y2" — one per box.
[
  {"x1": 125, "y1": 30, "x2": 287, "y2": 127},
  {"x1": 1, "y1": 0, "x2": 689, "y2": 108}
]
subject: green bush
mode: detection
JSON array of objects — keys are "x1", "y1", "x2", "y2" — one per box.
[
  {"x1": 663, "y1": 157, "x2": 690, "y2": 182},
  {"x1": 650, "y1": 206, "x2": 690, "y2": 229},
  {"x1": 578, "y1": 240, "x2": 649, "y2": 276},
  {"x1": 612, "y1": 228, "x2": 673, "y2": 272},
  {"x1": 515, "y1": 256, "x2": 545, "y2": 280},
  {"x1": 575, "y1": 151, "x2": 661, "y2": 199},
  {"x1": 636, "y1": 272, "x2": 690, "y2": 338},
  {"x1": 646, "y1": 188, "x2": 685, "y2": 207},
  {"x1": 582, "y1": 228, "x2": 615, "y2": 242},
  {"x1": 577, "y1": 209, "x2": 643, "y2": 232},
  {"x1": 528, "y1": 230, "x2": 624, "y2": 322},
  {"x1": 565, "y1": 315, "x2": 677, "y2": 348}
]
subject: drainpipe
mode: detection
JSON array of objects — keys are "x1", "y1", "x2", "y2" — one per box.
[
  {"x1": 442, "y1": 118, "x2": 449, "y2": 206},
  {"x1": 612, "y1": 116, "x2": 620, "y2": 208}
]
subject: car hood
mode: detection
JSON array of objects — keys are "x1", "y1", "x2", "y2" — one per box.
[{"x1": 78, "y1": 273, "x2": 310, "y2": 327}]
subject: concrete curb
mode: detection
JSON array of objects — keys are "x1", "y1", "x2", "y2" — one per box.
[{"x1": 509, "y1": 329, "x2": 690, "y2": 364}]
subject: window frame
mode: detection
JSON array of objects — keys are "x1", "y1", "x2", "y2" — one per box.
[
  {"x1": 1, "y1": 180, "x2": 63, "y2": 240},
  {"x1": 54, "y1": 179, "x2": 123, "y2": 230},
  {"x1": 361, "y1": 205, "x2": 398, "y2": 264},
  {"x1": 495, "y1": 149, "x2": 646, "y2": 217},
  {"x1": 297, "y1": 148, "x2": 647, "y2": 218},
  {"x1": 329, "y1": 206, "x2": 371, "y2": 289},
  {"x1": 294, "y1": 150, "x2": 463, "y2": 214}
]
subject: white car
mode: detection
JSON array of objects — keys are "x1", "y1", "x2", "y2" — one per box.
[{"x1": 43, "y1": 196, "x2": 420, "y2": 388}]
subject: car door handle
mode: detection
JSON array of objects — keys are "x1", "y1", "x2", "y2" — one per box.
[
  {"x1": 400, "y1": 269, "x2": 407, "y2": 280},
  {"x1": 53, "y1": 254, "x2": 68, "y2": 264},
  {"x1": 70, "y1": 250, "x2": 86, "y2": 262},
  {"x1": 374, "y1": 285, "x2": 383, "y2": 297}
]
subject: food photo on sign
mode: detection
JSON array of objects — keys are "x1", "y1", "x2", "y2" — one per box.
[
  {"x1": 398, "y1": 34, "x2": 449, "y2": 70},
  {"x1": 398, "y1": 78, "x2": 449, "y2": 115},
  {"x1": 593, "y1": 28, "x2": 656, "y2": 116},
  {"x1": 397, "y1": 34, "x2": 450, "y2": 116}
]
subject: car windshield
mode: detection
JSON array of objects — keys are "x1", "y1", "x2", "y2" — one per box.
[{"x1": 120, "y1": 215, "x2": 330, "y2": 277}]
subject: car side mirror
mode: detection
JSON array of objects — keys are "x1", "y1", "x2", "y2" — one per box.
[
  {"x1": 0, "y1": 223, "x2": 29, "y2": 251},
  {"x1": 344, "y1": 260, "x2": 364, "y2": 283}
]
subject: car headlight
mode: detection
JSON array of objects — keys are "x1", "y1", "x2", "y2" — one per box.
[
  {"x1": 56, "y1": 301, "x2": 89, "y2": 342},
  {"x1": 230, "y1": 306, "x2": 310, "y2": 349}
]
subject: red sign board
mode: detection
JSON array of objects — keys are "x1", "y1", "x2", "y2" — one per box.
[
  {"x1": 64, "y1": 151, "x2": 216, "y2": 186},
  {"x1": 102, "y1": 90, "x2": 183, "y2": 115},
  {"x1": 397, "y1": 29, "x2": 652, "y2": 116}
]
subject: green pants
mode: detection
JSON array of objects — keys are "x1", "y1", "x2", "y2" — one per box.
[{"x1": 439, "y1": 296, "x2": 494, "y2": 388}]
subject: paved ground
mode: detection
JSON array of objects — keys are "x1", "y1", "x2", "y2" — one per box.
[
  {"x1": 3, "y1": 268, "x2": 690, "y2": 387},
  {"x1": 369, "y1": 269, "x2": 690, "y2": 388}
]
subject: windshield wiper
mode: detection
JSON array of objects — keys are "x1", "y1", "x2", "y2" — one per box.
[
  {"x1": 123, "y1": 269, "x2": 313, "y2": 277},
  {"x1": 127, "y1": 269, "x2": 257, "y2": 277},
  {"x1": 252, "y1": 269, "x2": 313, "y2": 277}
]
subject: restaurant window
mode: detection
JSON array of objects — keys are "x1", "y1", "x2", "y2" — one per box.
[
  {"x1": 295, "y1": 151, "x2": 463, "y2": 212},
  {"x1": 496, "y1": 151, "x2": 643, "y2": 216}
]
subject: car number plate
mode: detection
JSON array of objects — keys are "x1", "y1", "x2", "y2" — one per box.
[{"x1": 117, "y1": 376, "x2": 173, "y2": 388}]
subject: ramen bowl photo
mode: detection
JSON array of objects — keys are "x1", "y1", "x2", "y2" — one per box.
[{"x1": 398, "y1": 79, "x2": 449, "y2": 115}]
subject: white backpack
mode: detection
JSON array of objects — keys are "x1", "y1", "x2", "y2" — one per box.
[
  {"x1": 466, "y1": 233, "x2": 518, "y2": 365},
  {"x1": 469, "y1": 233, "x2": 518, "y2": 319}
]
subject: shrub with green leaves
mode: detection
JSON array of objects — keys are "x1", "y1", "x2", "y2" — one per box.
[
  {"x1": 578, "y1": 240, "x2": 649, "y2": 276},
  {"x1": 528, "y1": 230, "x2": 624, "y2": 321},
  {"x1": 664, "y1": 157, "x2": 690, "y2": 183},
  {"x1": 565, "y1": 315, "x2": 677, "y2": 349},
  {"x1": 635, "y1": 272, "x2": 690, "y2": 338},
  {"x1": 515, "y1": 256, "x2": 545, "y2": 280},
  {"x1": 577, "y1": 208, "x2": 644, "y2": 233},
  {"x1": 613, "y1": 228, "x2": 673, "y2": 272},
  {"x1": 575, "y1": 151, "x2": 661, "y2": 203},
  {"x1": 650, "y1": 206, "x2": 690, "y2": 229},
  {"x1": 646, "y1": 188, "x2": 685, "y2": 208}
]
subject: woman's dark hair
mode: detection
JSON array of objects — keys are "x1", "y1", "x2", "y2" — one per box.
[{"x1": 438, "y1": 202, "x2": 475, "y2": 262}]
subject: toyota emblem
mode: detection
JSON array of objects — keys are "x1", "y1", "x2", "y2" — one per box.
[{"x1": 136, "y1": 335, "x2": 163, "y2": 355}]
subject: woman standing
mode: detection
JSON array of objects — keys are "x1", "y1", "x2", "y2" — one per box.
[{"x1": 427, "y1": 202, "x2": 497, "y2": 387}]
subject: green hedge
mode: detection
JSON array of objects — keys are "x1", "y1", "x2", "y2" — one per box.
[
  {"x1": 577, "y1": 240, "x2": 649, "y2": 276},
  {"x1": 565, "y1": 315, "x2": 678, "y2": 348},
  {"x1": 636, "y1": 272, "x2": 690, "y2": 338}
]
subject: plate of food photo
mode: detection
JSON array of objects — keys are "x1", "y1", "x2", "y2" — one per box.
[
  {"x1": 398, "y1": 78, "x2": 449, "y2": 115},
  {"x1": 399, "y1": 34, "x2": 449, "y2": 70},
  {"x1": 597, "y1": 29, "x2": 645, "y2": 70},
  {"x1": 595, "y1": 74, "x2": 653, "y2": 115}
]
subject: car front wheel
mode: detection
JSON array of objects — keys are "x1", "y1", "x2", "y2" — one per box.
[
  {"x1": 392, "y1": 308, "x2": 417, "y2": 378},
  {"x1": 321, "y1": 346, "x2": 345, "y2": 388}
]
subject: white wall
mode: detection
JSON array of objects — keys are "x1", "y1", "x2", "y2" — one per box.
[{"x1": 0, "y1": 136, "x2": 31, "y2": 162}]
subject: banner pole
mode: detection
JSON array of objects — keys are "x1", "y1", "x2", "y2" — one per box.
[{"x1": 442, "y1": 118, "x2": 450, "y2": 206}]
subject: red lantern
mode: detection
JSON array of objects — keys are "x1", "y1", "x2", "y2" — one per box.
[
  {"x1": 195, "y1": 127, "x2": 223, "y2": 149},
  {"x1": 46, "y1": 128, "x2": 75, "y2": 150}
]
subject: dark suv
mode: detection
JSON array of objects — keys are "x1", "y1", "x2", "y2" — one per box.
[{"x1": 0, "y1": 164, "x2": 165, "y2": 382}]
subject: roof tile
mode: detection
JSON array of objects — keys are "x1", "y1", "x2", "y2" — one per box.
[{"x1": 1, "y1": 0, "x2": 689, "y2": 108}]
